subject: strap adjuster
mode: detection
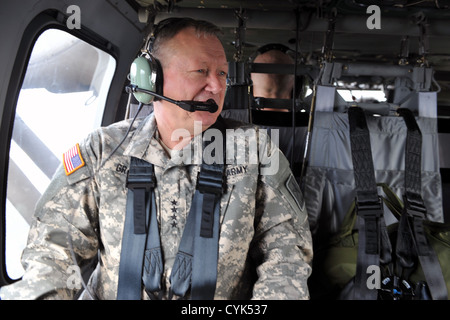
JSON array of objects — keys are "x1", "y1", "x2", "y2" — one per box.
[
  {"x1": 355, "y1": 197, "x2": 383, "y2": 218},
  {"x1": 126, "y1": 158, "x2": 156, "y2": 191},
  {"x1": 404, "y1": 191, "x2": 427, "y2": 217},
  {"x1": 196, "y1": 164, "x2": 224, "y2": 195}
]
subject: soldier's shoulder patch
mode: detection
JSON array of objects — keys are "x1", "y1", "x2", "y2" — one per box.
[
  {"x1": 285, "y1": 174, "x2": 305, "y2": 211},
  {"x1": 63, "y1": 143, "x2": 85, "y2": 175}
]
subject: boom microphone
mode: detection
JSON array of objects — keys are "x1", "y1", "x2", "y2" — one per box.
[{"x1": 126, "y1": 85, "x2": 218, "y2": 113}]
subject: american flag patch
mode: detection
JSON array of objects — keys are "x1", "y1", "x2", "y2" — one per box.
[{"x1": 63, "y1": 143, "x2": 85, "y2": 175}]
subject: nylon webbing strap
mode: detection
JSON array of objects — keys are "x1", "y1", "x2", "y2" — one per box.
[
  {"x1": 169, "y1": 203, "x2": 195, "y2": 298},
  {"x1": 189, "y1": 117, "x2": 226, "y2": 299},
  {"x1": 170, "y1": 141, "x2": 225, "y2": 299},
  {"x1": 192, "y1": 162, "x2": 223, "y2": 300},
  {"x1": 169, "y1": 179, "x2": 222, "y2": 299},
  {"x1": 397, "y1": 108, "x2": 448, "y2": 300},
  {"x1": 348, "y1": 107, "x2": 384, "y2": 300},
  {"x1": 117, "y1": 157, "x2": 155, "y2": 300},
  {"x1": 118, "y1": 118, "x2": 226, "y2": 300},
  {"x1": 142, "y1": 191, "x2": 163, "y2": 299}
]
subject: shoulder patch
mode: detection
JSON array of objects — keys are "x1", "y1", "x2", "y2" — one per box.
[
  {"x1": 285, "y1": 174, "x2": 305, "y2": 211},
  {"x1": 63, "y1": 143, "x2": 85, "y2": 175}
]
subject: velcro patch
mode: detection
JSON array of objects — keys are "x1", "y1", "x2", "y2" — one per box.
[
  {"x1": 63, "y1": 143, "x2": 85, "y2": 175},
  {"x1": 285, "y1": 174, "x2": 305, "y2": 211}
]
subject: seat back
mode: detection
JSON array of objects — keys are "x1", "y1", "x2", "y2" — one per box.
[{"x1": 303, "y1": 77, "x2": 443, "y2": 245}]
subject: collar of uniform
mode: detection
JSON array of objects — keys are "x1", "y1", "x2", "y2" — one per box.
[
  {"x1": 123, "y1": 113, "x2": 225, "y2": 169},
  {"x1": 122, "y1": 113, "x2": 190, "y2": 169},
  {"x1": 122, "y1": 113, "x2": 167, "y2": 167}
]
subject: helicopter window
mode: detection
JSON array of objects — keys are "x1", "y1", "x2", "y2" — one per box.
[
  {"x1": 337, "y1": 89, "x2": 387, "y2": 103},
  {"x1": 5, "y1": 28, "x2": 116, "y2": 280},
  {"x1": 336, "y1": 81, "x2": 387, "y2": 104}
]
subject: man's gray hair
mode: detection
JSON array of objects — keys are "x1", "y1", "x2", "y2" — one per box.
[{"x1": 150, "y1": 17, "x2": 222, "y2": 57}]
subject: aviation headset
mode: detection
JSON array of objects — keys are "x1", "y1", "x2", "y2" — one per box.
[
  {"x1": 248, "y1": 43, "x2": 295, "y2": 62},
  {"x1": 128, "y1": 17, "x2": 220, "y2": 113},
  {"x1": 129, "y1": 17, "x2": 227, "y2": 108},
  {"x1": 128, "y1": 18, "x2": 181, "y2": 104}
]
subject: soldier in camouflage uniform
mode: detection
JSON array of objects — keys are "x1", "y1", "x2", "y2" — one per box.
[{"x1": 0, "y1": 17, "x2": 312, "y2": 300}]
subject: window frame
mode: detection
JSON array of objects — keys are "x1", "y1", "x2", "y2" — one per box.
[{"x1": 0, "y1": 9, "x2": 118, "y2": 286}]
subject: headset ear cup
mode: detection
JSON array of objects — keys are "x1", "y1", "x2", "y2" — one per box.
[{"x1": 129, "y1": 54, "x2": 163, "y2": 104}]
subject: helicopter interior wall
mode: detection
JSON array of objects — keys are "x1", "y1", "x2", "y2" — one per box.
[
  {"x1": 0, "y1": 0, "x2": 145, "y2": 285},
  {"x1": 0, "y1": 0, "x2": 145, "y2": 128}
]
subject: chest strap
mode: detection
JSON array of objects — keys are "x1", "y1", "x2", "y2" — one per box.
[
  {"x1": 117, "y1": 157, "x2": 159, "y2": 300},
  {"x1": 348, "y1": 106, "x2": 389, "y2": 300},
  {"x1": 348, "y1": 107, "x2": 447, "y2": 300},
  {"x1": 396, "y1": 108, "x2": 447, "y2": 300},
  {"x1": 169, "y1": 162, "x2": 223, "y2": 299},
  {"x1": 117, "y1": 120, "x2": 226, "y2": 300}
]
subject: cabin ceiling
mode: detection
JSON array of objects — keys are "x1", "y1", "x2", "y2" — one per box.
[{"x1": 124, "y1": 0, "x2": 450, "y2": 105}]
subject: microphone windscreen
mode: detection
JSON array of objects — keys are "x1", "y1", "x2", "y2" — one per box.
[{"x1": 206, "y1": 99, "x2": 218, "y2": 113}]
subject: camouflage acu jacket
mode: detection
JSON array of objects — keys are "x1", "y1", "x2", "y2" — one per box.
[{"x1": 0, "y1": 114, "x2": 312, "y2": 300}]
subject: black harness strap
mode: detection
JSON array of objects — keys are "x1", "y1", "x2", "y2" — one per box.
[
  {"x1": 117, "y1": 157, "x2": 156, "y2": 300},
  {"x1": 397, "y1": 108, "x2": 448, "y2": 300},
  {"x1": 191, "y1": 162, "x2": 223, "y2": 299},
  {"x1": 346, "y1": 107, "x2": 446, "y2": 300},
  {"x1": 348, "y1": 107, "x2": 390, "y2": 300}
]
